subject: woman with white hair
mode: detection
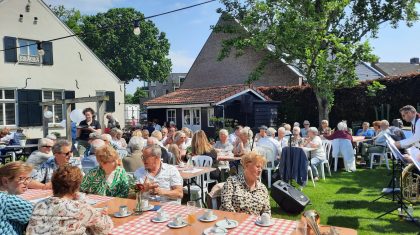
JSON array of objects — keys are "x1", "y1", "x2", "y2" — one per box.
[
  {"x1": 324, "y1": 122, "x2": 356, "y2": 172},
  {"x1": 290, "y1": 127, "x2": 304, "y2": 147},
  {"x1": 303, "y1": 127, "x2": 326, "y2": 181},
  {"x1": 277, "y1": 127, "x2": 288, "y2": 148},
  {"x1": 123, "y1": 136, "x2": 144, "y2": 172},
  {"x1": 233, "y1": 127, "x2": 253, "y2": 157},
  {"x1": 214, "y1": 129, "x2": 234, "y2": 158},
  {"x1": 319, "y1": 120, "x2": 332, "y2": 136}
]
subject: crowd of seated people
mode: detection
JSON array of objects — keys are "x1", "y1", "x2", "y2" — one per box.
[{"x1": 2, "y1": 104, "x2": 418, "y2": 234}]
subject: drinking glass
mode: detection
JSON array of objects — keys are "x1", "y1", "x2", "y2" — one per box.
[{"x1": 186, "y1": 201, "x2": 197, "y2": 223}]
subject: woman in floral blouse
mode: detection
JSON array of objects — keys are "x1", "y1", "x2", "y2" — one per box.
[
  {"x1": 0, "y1": 162, "x2": 34, "y2": 235},
  {"x1": 81, "y1": 145, "x2": 129, "y2": 198},
  {"x1": 220, "y1": 151, "x2": 271, "y2": 216},
  {"x1": 27, "y1": 165, "x2": 113, "y2": 234}
]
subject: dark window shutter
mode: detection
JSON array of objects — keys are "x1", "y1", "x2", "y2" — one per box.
[
  {"x1": 17, "y1": 89, "x2": 42, "y2": 127},
  {"x1": 42, "y1": 41, "x2": 53, "y2": 65},
  {"x1": 64, "y1": 90, "x2": 76, "y2": 110},
  {"x1": 105, "y1": 91, "x2": 115, "y2": 112},
  {"x1": 4, "y1": 36, "x2": 17, "y2": 62}
]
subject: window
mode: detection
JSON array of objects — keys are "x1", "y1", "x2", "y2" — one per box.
[
  {"x1": 150, "y1": 81, "x2": 157, "y2": 87},
  {"x1": 150, "y1": 90, "x2": 157, "y2": 98},
  {"x1": 193, "y1": 108, "x2": 200, "y2": 125},
  {"x1": 167, "y1": 109, "x2": 176, "y2": 124},
  {"x1": 183, "y1": 109, "x2": 191, "y2": 125},
  {"x1": 18, "y1": 39, "x2": 40, "y2": 64},
  {"x1": 0, "y1": 89, "x2": 16, "y2": 126},
  {"x1": 208, "y1": 108, "x2": 215, "y2": 127},
  {"x1": 162, "y1": 80, "x2": 167, "y2": 85},
  {"x1": 43, "y1": 90, "x2": 63, "y2": 124}
]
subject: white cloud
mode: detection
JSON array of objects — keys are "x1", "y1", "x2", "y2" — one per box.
[
  {"x1": 169, "y1": 50, "x2": 195, "y2": 73},
  {"x1": 44, "y1": 0, "x2": 123, "y2": 14}
]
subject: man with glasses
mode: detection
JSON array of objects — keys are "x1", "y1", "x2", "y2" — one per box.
[
  {"x1": 301, "y1": 120, "x2": 311, "y2": 137},
  {"x1": 26, "y1": 138, "x2": 54, "y2": 169},
  {"x1": 134, "y1": 144, "x2": 183, "y2": 204},
  {"x1": 29, "y1": 139, "x2": 81, "y2": 190}
]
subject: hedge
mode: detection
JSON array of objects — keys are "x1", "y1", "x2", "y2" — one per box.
[{"x1": 258, "y1": 72, "x2": 420, "y2": 129}]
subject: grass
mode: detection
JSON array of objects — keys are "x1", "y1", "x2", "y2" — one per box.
[{"x1": 267, "y1": 166, "x2": 420, "y2": 235}]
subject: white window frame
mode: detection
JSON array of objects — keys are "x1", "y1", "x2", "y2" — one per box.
[
  {"x1": 150, "y1": 81, "x2": 157, "y2": 87},
  {"x1": 207, "y1": 107, "x2": 215, "y2": 127},
  {"x1": 166, "y1": 109, "x2": 176, "y2": 124},
  {"x1": 0, "y1": 89, "x2": 17, "y2": 126},
  {"x1": 192, "y1": 108, "x2": 200, "y2": 126},
  {"x1": 42, "y1": 90, "x2": 64, "y2": 124},
  {"x1": 17, "y1": 38, "x2": 41, "y2": 64}
]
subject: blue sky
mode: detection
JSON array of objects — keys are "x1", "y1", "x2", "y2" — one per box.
[{"x1": 44, "y1": 0, "x2": 420, "y2": 94}]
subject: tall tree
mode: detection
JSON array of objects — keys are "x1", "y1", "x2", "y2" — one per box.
[
  {"x1": 217, "y1": 0, "x2": 418, "y2": 123},
  {"x1": 52, "y1": 7, "x2": 172, "y2": 83},
  {"x1": 51, "y1": 5, "x2": 83, "y2": 34}
]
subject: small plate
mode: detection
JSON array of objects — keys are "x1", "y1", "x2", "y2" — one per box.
[
  {"x1": 255, "y1": 219, "x2": 275, "y2": 227},
  {"x1": 216, "y1": 219, "x2": 238, "y2": 229},
  {"x1": 151, "y1": 216, "x2": 170, "y2": 223},
  {"x1": 203, "y1": 226, "x2": 228, "y2": 235},
  {"x1": 199, "y1": 215, "x2": 218, "y2": 222},
  {"x1": 114, "y1": 211, "x2": 133, "y2": 218},
  {"x1": 167, "y1": 221, "x2": 188, "y2": 229},
  {"x1": 141, "y1": 205, "x2": 155, "y2": 211}
]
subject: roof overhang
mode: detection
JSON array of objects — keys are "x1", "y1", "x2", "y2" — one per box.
[
  {"x1": 215, "y1": 88, "x2": 267, "y2": 105},
  {"x1": 147, "y1": 103, "x2": 211, "y2": 109}
]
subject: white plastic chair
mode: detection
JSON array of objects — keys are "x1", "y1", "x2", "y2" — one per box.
[
  {"x1": 369, "y1": 147, "x2": 390, "y2": 169},
  {"x1": 320, "y1": 140, "x2": 332, "y2": 180},
  {"x1": 182, "y1": 155, "x2": 213, "y2": 207},
  {"x1": 307, "y1": 166, "x2": 316, "y2": 187},
  {"x1": 254, "y1": 146, "x2": 276, "y2": 188}
]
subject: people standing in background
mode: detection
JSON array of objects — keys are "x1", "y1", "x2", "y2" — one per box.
[
  {"x1": 76, "y1": 108, "x2": 101, "y2": 155},
  {"x1": 153, "y1": 119, "x2": 162, "y2": 131}
]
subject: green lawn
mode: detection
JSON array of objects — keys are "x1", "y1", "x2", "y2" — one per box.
[{"x1": 268, "y1": 167, "x2": 420, "y2": 235}]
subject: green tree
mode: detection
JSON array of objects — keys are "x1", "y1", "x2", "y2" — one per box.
[
  {"x1": 51, "y1": 5, "x2": 83, "y2": 34},
  {"x1": 216, "y1": 0, "x2": 418, "y2": 122},
  {"x1": 81, "y1": 8, "x2": 172, "y2": 82},
  {"x1": 125, "y1": 94, "x2": 135, "y2": 104},
  {"x1": 131, "y1": 87, "x2": 148, "y2": 104}
]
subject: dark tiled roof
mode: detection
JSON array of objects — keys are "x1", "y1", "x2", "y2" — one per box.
[
  {"x1": 180, "y1": 16, "x2": 301, "y2": 89},
  {"x1": 144, "y1": 84, "x2": 270, "y2": 106},
  {"x1": 372, "y1": 62, "x2": 420, "y2": 76}
]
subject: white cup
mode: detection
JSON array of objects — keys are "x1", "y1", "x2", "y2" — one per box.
[
  {"x1": 203, "y1": 209, "x2": 213, "y2": 220},
  {"x1": 141, "y1": 199, "x2": 149, "y2": 210},
  {"x1": 260, "y1": 213, "x2": 271, "y2": 225},
  {"x1": 173, "y1": 215, "x2": 183, "y2": 226},
  {"x1": 119, "y1": 205, "x2": 128, "y2": 216},
  {"x1": 157, "y1": 209, "x2": 167, "y2": 220}
]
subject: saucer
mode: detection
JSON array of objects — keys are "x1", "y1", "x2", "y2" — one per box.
[
  {"x1": 199, "y1": 214, "x2": 218, "y2": 222},
  {"x1": 141, "y1": 205, "x2": 155, "y2": 211},
  {"x1": 114, "y1": 211, "x2": 133, "y2": 218},
  {"x1": 216, "y1": 219, "x2": 238, "y2": 229},
  {"x1": 255, "y1": 219, "x2": 274, "y2": 227},
  {"x1": 151, "y1": 216, "x2": 170, "y2": 223},
  {"x1": 167, "y1": 221, "x2": 188, "y2": 228},
  {"x1": 202, "y1": 226, "x2": 228, "y2": 235}
]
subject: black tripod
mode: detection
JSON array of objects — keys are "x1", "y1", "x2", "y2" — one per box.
[
  {"x1": 371, "y1": 154, "x2": 399, "y2": 203},
  {"x1": 376, "y1": 159, "x2": 420, "y2": 227}
]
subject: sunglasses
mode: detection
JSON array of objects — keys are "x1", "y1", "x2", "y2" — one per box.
[
  {"x1": 59, "y1": 151, "x2": 72, "y2": 156},
  {"x1": 42, "y1": 145, "x2": 53, "y2": 148}
]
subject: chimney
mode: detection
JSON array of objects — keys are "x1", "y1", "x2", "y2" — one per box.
[{"x1": 410, "y1": 57, "x2": 419, "y2": 64}]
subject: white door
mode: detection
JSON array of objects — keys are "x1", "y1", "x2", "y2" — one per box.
[{"x1": 182, "y1": 108, "x2": 201, "y2": 132}]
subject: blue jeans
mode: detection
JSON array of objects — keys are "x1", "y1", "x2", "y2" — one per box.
[{"x1": 310, "y1": 157, "x2": 323, "y2": 178}]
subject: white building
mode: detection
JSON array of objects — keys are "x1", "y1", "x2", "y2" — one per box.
[{"x1": 0, "y1": 0, "x2": 124, "y2": 138}]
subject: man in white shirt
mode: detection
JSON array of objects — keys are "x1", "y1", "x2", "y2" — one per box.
[
  {"x1": 396, "y1": 105, "x2": 420, "y2": 150},
  {"x1": 134, "y1": 144, "x2": 183, "y2": 203},
  {"x1": 257, "y1": 127, "x2": 282, "y2": 159}
]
